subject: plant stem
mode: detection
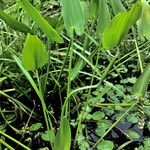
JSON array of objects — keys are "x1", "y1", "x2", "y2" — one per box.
[
  {"x1": 92, "y1": 101, "x2": 138, "y2": 148},
  {"x1": 13, "y1": 56, "x2": 53, "y2": 148},
  {"x1": 132, "y1": 27, "x2": 143, "y2": 73},
  {"x1": 0, "y1": 131, "x2": 31, "y2": 150},
  {"x1": 73, "y1": 47, "x2": 101, "y2": 147},
  {"x1": 43, "y1": 48, "x2": 51, "y2": 96},
  {"x1": 65, "y1": 38, "x2": 74, "y2": 115},
  {"x1": 0, "y1": 139, "x2": 15, "y2": 150},
  {"x1": 53, "y1": 41, "x2": 71, "y2": 92}
]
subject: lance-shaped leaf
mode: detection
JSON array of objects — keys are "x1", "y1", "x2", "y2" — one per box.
[
  {"x1": 19, "y1": 0, "x2": 63, "y2": 43},
  {"x1": 0, "y1": 9, "x2": 33, "y2": 34},
  {"x1": 54, "y1": 117, "x2": 71, "y2": 150},
  {"x1": 96, "y1": 0, "x2": 111, "y2": 38},
  {"x1": 102, "y1": 1, "x2": 142, "y2": 49},
  {"x1": 137, "y1": 0, "x2": 150, "y2": 40},
  {"x1": 61, "y1": 0, "x2": 84, "y2": 38},
  {"x1": 109, "y1": 0, "x2": 126, "y2": 15},
  {"x1": 132, "y1": 63, "x2": 150, "y2": 98},
  {"x1": 22, "y1": 34, "x2": 48, "y2": 71}
]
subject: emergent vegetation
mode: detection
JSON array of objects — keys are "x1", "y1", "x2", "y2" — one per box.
[{"x1": 0, "y1": 0, "x2": 150, "y2": 149}]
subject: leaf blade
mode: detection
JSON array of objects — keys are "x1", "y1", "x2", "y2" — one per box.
[
  {"x1": 132, "y1": 63, "x2": 150, "y2": 98},
  {"x1": 0, "y1": 9, "x2": 33, "y2": 34},
  {"x1": 96, "y1": 0, "x2": 111, "y2": 38},
  {"x1": 22, "y1": 34, "x2": 48, "y2": 71},
  {"x1": 54, "y1": 117, "x2": 71, "y2": 150},
  {"x1": 61, "y1": 0, "x2": 84, "y2": 38},
  {"x1": 102, "y1": 1, "x2": 142, "y2": 49},
  {"x1": 19, "y1": 0, "x2": 63, "y2": 43}
]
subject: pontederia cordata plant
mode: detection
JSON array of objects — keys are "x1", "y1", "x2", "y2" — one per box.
[
  {"x1": 0, "y1": 0, "x2": 150, "y2": 149},
  {"x1": 102, "y1": 0, "x2": 142, "y2": 49}
]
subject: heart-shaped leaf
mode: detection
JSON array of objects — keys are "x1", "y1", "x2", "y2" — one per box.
[
  {"x1": 22, "y1": 34, "x2": 48, "y2": 71},
  {"x1": 61, "y1": 0, "x2": 84, "y2": 38},
  {"x1": 102, "y1": 0, "x2": 142, "y2": 49}
]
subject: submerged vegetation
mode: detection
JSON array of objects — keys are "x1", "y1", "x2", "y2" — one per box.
[{"x1": 0, "y1": 0, "x2": 150, "y2": 149}]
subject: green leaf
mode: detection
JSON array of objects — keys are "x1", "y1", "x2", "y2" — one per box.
[
  {"x1": 126, "y1": 129, "x2": 140, "y2": 139},
  {"x1": 54, "y1": 117, "x2": 71, "y2": 150},
  {"x1": 88, "y1": 0, "x2": 99, "y2": 18},
  {"x1": 0, "y1": 124, "x2": 6, "y2": 132},
  {"x1": 147, "y1": 121, "x2": 150, "y2": 131},
  {"x1": 0, "y1": 77, "x2": 7, "y2": 83},
  {"x1": 109, "y1": 0, "x2": 126, "y2": 14},
  {"x1": 96, "y1": 0, "x2": 111, "y2": 38},
  {"x1": 126, "y1": 113, "x2": 138, "y2": 123},
  {"x1": 92, "y1": 111, "x2": 105, "y2": 120},
  {"x1": 131, "y1": 63, "x2": 150, "y2": 98},
  {"x1": 19, "y1": 0, "x2": 63, "y2": 43},
  {"x1": 70, "y1": 60, "x2": 83, "y2": 81},
  {"x1": 30, "y1": 123, "x2": 42, "y2": 131},
  {"x1": 143, "y1": 138, "x2": 150, "y2": 149},
  {"x1": 41, "y1": 130, "x2": 55, "y2": 142},
  {"x1": 0, "y1": 0, "x2": 4, "y2": 9},
  {"x1": 5, "y1": 114, "x2": 15, "y2": 121},
  {"x1": 61, "y1": 0, "x2": 84, "y2": 38},
  {"x1": 95, "y1": 122, "x2": 110, "y2": 137},
  {"x1": 80, "y1": 1, "x2": 89, "y2": 24},
  {"x1": 137, "y1": 0, "x2": 150, "y2": 40},
  {"x1": 102, "y1": 0, "x2": 142, "y2": 49},
  {"x1": 0, "y1": 9, "x2": 33, "y2": 34},
  {"x1": 22, "y1": 34, "x2": 48, "y2": 71},
  {"x1": 97, "y1": 140, "x2": 114, "y2": 150}
]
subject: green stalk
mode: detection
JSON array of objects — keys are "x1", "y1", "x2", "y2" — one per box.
[
  {"x1": 0, "y1": 131, "x2": 31, "y2": 150},
  {"x1": 13, "y1": 55, "x2": 53, "y2": 148},
  {"x1": 99, "y1": 48, "x2": 119, "y2": 84},
  {"x1": 132, "y1": 27, "x2": 143, "y2": 73},
  {"x1": 110, "y1": 42, "x2": 150, "y2": 73},
  {"x1": 74, "y1": 48, "x2": 119, "y2": 147},
  {"x1": 60, "y1": 47, "x2": 120, "y2": 148},
  {"x1": 115, "y1": 41, "x2": 150, "y2": 65},
  {"x1": 35, "y1": 69, "x2": 54, "y2": 148},
  {"x1": 92, "y1": 101, "x2": 138, "y2": 148},
  {"x1": 73, "y1": 47, "x2": 101, "y2": 147},
  {"x1": 43, "y1": 48, "x2": 51, "y2": 96},
  {"x1": 91, "y1": 102, "x2": 150, "y2": 107},
  {"x1": 53, "y1": 41, "x2": 71, "y2": 92},
  {"x1": 61, "y1": 47, "x2": 119, "y2": 118},
  {"x1": 66, "y1": 37, "x2": 74, "y2": 115},
  {"x1": 36, "y1": 70, "x2": 42, "y2": 93},
  {"x1": 0, "y1": 139, "x2": 15, "y2": 150}
]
